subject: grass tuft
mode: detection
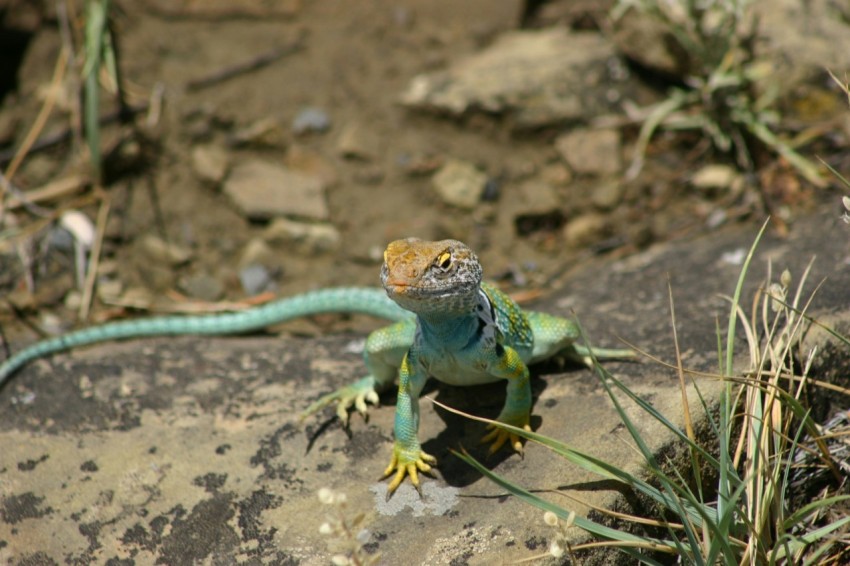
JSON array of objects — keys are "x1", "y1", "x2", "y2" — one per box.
[{"x1": 447, "y1": 219, "x2": 850, "y2": 563}]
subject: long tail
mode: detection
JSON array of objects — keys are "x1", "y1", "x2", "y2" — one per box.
[{"x1": 0, "y1": 287, "x2": 408, "y2": 386}]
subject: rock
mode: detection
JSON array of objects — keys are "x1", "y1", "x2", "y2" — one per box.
[
  {"x1": 238, "y1": 238, "x2": 277, "y2": 270},
  {"x1": 509, "y1": 180, "x2": 564, "y2": 236},
  {"x1": 690, "y1": 164, "x2": 742, "y2": 193},
  {"x1": 292, "y1": 107, "x2": 331, "y2": 134},
  {"x1": 224, "y1": 159, "x2": 329, "y2": 221},
  {"x1": 178, "y1": 273, "x2": 224, "y2": 302},
  {"x1": 591, "y1": 181, "x2": 624, "y2": 210},
  {"x1": 284, "y1": 145, "x2": 339, "y2": 188},
  {"x1": 191, "y1": 145, "x2": 229, "y2": 185},
  {"x1": 227, "y1": 117, "x2": 285, "y2": 148},
  {"x1": 336, "y1": 122, "x2": 380, "y2": 161},
  {"x1": 432, "y1": 159, "x2": 488, "y2": 210},
  {"x1": 563, "y1": 213, "x2": 609, "y2": 247},
  {"x1": 540, "y1": 163, "x2": 573, "y2": 187},
  {"x1": 612, "y1": 6, "x2": 690, "y2": 76},
  {"x1": 555, "y1": 129, "x2": 622, "y2": 176},
  {"x1": 95, "y1": 278, "x2": 123, "y2": 302},
  {"x1": 263, "y1": 218, "x2": 341, "y2": 254},
  {"x1": 239, "y1": 264, "x2": 274, "y2": 296},
  {"x1": 140, "y1": 234, "x2": 193, "y2": 266},
  {"x1": 400, "y1": 29, "x2": 632, "y2": 128},
  {"x1": 515, "y1": 180, "x2": 560, "y2": 215},
  {"x1": 754, "y1": 0, "x2": 850, "y2": 93}
]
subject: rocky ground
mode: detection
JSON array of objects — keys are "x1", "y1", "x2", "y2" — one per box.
[{"x1": 0, "y1": 0, "x2": 849, "y2": 564}]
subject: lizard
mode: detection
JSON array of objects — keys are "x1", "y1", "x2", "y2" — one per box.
[{"x1": 0, "y1": 237, "x2": 632, "y2": 496}]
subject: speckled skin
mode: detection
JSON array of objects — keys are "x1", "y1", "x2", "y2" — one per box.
[
  {"x1": 0, "y1": 237, "x2": 631, "y2": 497},
  {"x1": 311, "y1": 238, "x2": 632, "y2": 495}
]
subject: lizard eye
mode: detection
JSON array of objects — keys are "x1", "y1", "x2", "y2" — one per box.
[{"x1": 436, "y1": 252, "x2": 452, "y2": 270}]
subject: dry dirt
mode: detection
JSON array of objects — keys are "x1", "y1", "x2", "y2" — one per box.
[{"x1": 1, "y1": 0, "x2": 843, "y2": 335}]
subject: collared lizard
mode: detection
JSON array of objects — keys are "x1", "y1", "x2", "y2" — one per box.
[{"x1": 0, "y1": 237, "x2": 632, "y2": 496}]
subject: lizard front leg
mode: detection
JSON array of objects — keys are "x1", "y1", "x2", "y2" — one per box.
[
  {"x1": 480, "y1": 344, "x2": 533, "y2": 454},
  {"x1": 383, "y1": 349, "x2": 435, "y2": 497},
  {"x1": 302, "y1": 319, "x2": 414, "y2": 423}
]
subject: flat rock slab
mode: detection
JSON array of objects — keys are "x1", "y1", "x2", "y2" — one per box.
[
  {"x1": 224, "y1": 159, "x2": 330, "y2": 221},
  {"x1": 400, "y1": 29, "x2": 634, "y2": 129},
  {"x1": 2, "y1": 206, "x2": 849, "y2": 564}
]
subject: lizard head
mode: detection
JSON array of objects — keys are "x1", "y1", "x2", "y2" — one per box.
[{"x1": 381, "y1": 238, "x2": 483, "y2": 315}]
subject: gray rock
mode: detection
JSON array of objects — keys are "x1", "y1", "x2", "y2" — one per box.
[
  {"x1": 432, "y1": 159, "x2": 488, "y2": 209},
  {"x1": 239, "y1": 264, "x2": 273, "y2": 296},
  {"x1": 292, "y1": 107, "x2": 331, "y2": 134},
  {"x1": 178, "y1": 273, "x2": 224, "y2": 302},
  {"x1": 224, "y1": 159, "x2": 329, "y2": 221},
  {"x1": 555, "y1": 129, "x2": 622, "y2": 176},
  {"x1": 400, "y1": 29, "x2": 630, "y2": 128},
  {"x1": 263, "y1": 218, "x2": 341, "y2": 254}
]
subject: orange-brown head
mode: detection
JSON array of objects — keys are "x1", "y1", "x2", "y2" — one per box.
[{"x1": 381, "y1": 238, "x2": 483, "y2": 315}]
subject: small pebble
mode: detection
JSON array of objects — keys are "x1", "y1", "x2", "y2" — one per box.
[
  {"x1": 563, "y1": 213, "x2": 609, "y2": 247},
  {"x1": 432, "y1": 159, "x2": 488, "y2": 210},
  {"x1": 178, "y1": 273, "x2": 224, "y2": 302},
  {"x1": 140, "y1": 234, "x2": 193, "y2": 266},
  {"x1": 591, "y1": 181, "x2": 623, "y2": 210},
  {"x1": 555, "y1": 129, "x2": 622, "y2": 176},
  {"x1": 292, "y1": 107, "x2": 331, "y2": 134},
  {"x1": 263, "y1": 218, "x2": 341, "y2": 254},
  {"x1": 191, "y1": 145, "x2": 229, "y2": 185},
  {"x1": 336, "y1": 122, "x2": 380, "y2": 161},
  {"x1": 240, "y1": 264, "x2": 273, "y2": 296}
]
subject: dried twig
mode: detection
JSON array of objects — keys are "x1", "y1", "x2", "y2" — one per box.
[
  {"x1": 3, "y1": 174, "x2": 91, "y2": 212},
  {"x1": 185, "y1": 35, "x2": 305, "y2": 91},
  {"x1": 0, "y1": 102, "x2": 150, "y2": 167},
  {"x1": 78, "y1": 195, "x2": 111, "y2": 322},
  {"x1": 1, "y1": 50, "x2": 69, "y2": 214}
]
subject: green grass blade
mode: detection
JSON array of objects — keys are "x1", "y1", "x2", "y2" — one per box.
[{"x1": 452, "y1": 448, "x2": 674, "y2": 565}]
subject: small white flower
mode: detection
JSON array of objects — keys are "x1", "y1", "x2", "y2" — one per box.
[
  {"x1": 548, "y1": 540, "x2": 565, "y2": 559},
  {"x1": 318, "y1": 488, "x2": 335, "y2": 505},
  {"x1": 543, "y1": 511, "x2": 559, "y2": 527},
  {"x1": 564, "y1": 510, "x2": 576, "y2": 529}
]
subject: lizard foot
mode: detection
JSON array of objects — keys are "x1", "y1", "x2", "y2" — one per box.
[
  {"x1": 382, "y1": 444, "x2": 437, "y2": 499},
  {"x1": 481, "y1": 416, "x2": 531, "y2": 455},
  {"x1": 301, "y1": 376, "x2": 379, "y2": 425}
]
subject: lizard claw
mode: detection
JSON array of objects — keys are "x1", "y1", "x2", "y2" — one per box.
[
  {"x1": 301, "y1": 376, "x2": 379, "y2": 425},
  {"x1": 481, "y1": 420, "x2": 531, "y2": 455},
  {"x1": 382, "y1": 446, "x2": 437, "y2": 499}
]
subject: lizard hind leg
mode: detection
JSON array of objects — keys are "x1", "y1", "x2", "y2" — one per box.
[{"x1": 526, "y1": 311, "x2": 634, "y2": 365}]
